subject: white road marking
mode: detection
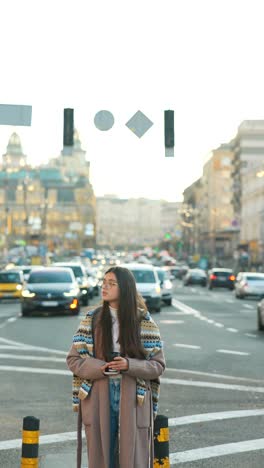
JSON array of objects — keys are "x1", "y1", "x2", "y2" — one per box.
[
  {"x1": 243, "y1": 304, "x2": 254, "y2": 309},
  {"x1": 245, "y1": 333, "x2": 257, "y2": 338},
  {"x1": 162, "y1": 311, "x2": 191, "y2": 316},
  {"x1": 0, "y1": 345, "x2": 29, "y2": 350},
  {"x1": 7, "y1": 317, "x2": 17, "y2": 322},
  {"x1": 166, "y1": 367, "x2": 264, "y2": 384},
  {"x1": 226, "y1": 327, "x2": 238, "y2": 333},
  {"x1": 0, "y1": 354, "x2": 65, "y2": 362},
  {"x1": 0, "y1": 365, "x2": 70, "y2": 375},
  {"x1": 160, "y1": 320, "x2": 184, "y2": 324},
  {"x1": 226, "y1": 299, "x2": 234, "y2": 303},
  {"x1": 0, "y1": 337, "x2": 67, "y2": 355},
  {"x1": 217, "y1": 349, "x2": 250, "y2": 356},
  {"x1": 0, "y1": 365, "x2": 263, "y2": 392},
  {"x1": 161, "y1": 378, "x2": 264, "y2": 392},
  {"x1": 170, "y1": 438, "x2": 264, "y2": 464},
  {"x1": 165, "y1": 367, "x2": 264, "y2": 384},
  {"x1": 214, "y1": 322, "x2": 224, "y2": 327},
  {"x1": 172, "y1": 344, "x2": 201, "y2": 349},
  {"x1": 169, "y1": 408, "x2": 264, "y2": 426},
  {"x1": 2, "y1": 411, "x2": 264, "y2": 465}
]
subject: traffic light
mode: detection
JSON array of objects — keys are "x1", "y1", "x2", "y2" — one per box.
[
  {"x1": 63, "y1": 108, "x2": 74, "y2": 146},
  {"x1": 164, "y1": 110, "x2": 174, "y2": 148}
]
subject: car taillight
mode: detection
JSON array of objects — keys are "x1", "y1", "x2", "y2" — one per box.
[
  {"x1": 229, "y1": 275, "x2": 235, "y2": 281},
  {"x1": 210, "y1": 274, "x2": 217, "y2": 280}
]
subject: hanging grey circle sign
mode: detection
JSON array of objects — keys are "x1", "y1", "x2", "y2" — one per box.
[{"x1": 94, "y1": 110, "x2": 114, "y2": 131}]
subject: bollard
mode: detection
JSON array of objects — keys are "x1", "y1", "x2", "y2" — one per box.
[
  {"x1": 154, "y1": 414, "x2": 170, "y2": 467},
  {"x1": 21, "y1": 416, "x2": 40, "y2": 467}
]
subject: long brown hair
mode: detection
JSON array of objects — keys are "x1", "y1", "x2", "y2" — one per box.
[{"x1": 99, "y1": 266, "x2": 146, "y2": 361}]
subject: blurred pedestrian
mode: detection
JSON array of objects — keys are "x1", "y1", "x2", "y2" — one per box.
[{"x1": 67, "y1": 265, "x2": 165, "y2": 468}]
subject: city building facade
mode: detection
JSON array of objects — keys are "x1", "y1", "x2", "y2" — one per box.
[
  {"x1": 96, "y1": 195, "x2": 182, "y2": 248},
  {"x1": 0, "y1": 131, "x2": 96, "y2": 254}
]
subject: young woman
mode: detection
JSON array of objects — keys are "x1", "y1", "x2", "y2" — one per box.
[{"x1": 66, "y1": 266, "x2": 166, "y2": 468}]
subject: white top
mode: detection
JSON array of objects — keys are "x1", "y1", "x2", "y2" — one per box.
[{"x1": 109, "y1": 306, "x2": 120, "y2": 353}]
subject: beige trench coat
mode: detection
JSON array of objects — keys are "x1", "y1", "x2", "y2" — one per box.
[{"x1": 66, "y1": 316, "x2": 166, "y2": 468}]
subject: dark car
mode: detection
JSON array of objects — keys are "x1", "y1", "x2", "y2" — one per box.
[
  {"x1": 183, "y1": 268, "x2": 207, "y2": 287},
  {"x1": 21, "y1": 267, "x2": 81, "y2": 316},
  {"x1": 208, "y1": 268, "x2": 236, "y2": 290},
  {"x1": 51, "y1": 262, "x2": 91, "y2": 305}
]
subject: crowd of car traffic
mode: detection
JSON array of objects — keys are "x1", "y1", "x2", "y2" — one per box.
[{"x1": 0, "y1": 255, "x2": 264, "y2": 331}]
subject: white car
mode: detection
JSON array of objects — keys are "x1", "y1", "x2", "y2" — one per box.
[
  {"x1": 154, "y1": 267, "x2": 173, "y2": 306},
  {"x1": 235, "y1": 272, "x2": 264, "y2": 299},
  {"x1": 120, "y1": 263, "x2": 161, "y2": 312}
]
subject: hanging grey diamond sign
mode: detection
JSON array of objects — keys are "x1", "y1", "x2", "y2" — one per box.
[{"x1": 126, "y1": 110, "x2": 153, "y2": 138}]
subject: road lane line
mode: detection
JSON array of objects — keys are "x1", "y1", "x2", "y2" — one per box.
[
  {"x1": 243, "y1": 304, "x2": 254, "y2": 309},
  {"x1": 169, "y1": 408, "x2": 264, "y2": 426},
  {"x1": 0, "y1": 354, "x2": 65, "y2": 362},
  {"x1": 226, "y1": 327, "x2": 239, "y2": 333},
  {"x1": 245, "y1": 333, "x2": 257, "y2": 338},
  {"x1": 172, "y1": 344, "x2": 201, "y2": 349},
  {"x1": 161, "y1": 378, "x2": 264, "y2": 392},
  {"x1": 170, "y1": 438, "x2": 264, "y2": 464},
  {"x1": 0, "y1": 337, "x2": 67, "y2": 355},
  {"x1": 217, "y1": 349, "x2": 250, "y2": 356},
  {"x1": 160, "y1": 320, "x2": 184, "y2": 324},
  {"x1": 166, "y1": 367, "x2": 264, "y2": 384},
  {"x1": 0, "y1": 365, "x2": 70, "y2": 375},
  {"x1": 1, "y1": 366, "x2": 263, "y2": 392}
]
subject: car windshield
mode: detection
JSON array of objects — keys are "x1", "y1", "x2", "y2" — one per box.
[
  {"x1": 246, "y1": 276, "x2": 264, "y2": 281},
  {"x1": 28, "y1": 271, "x2": 72, "y2": 283},
  {"x1": 214, "y1": 271, "x2": 231, "y2": 277},
  {"x1": 0, "y1": 272, "x2": 21, "y2": 283},
  {"x1": 130, "y1": 270, "x2": 156, "y2": 283},
  {"x1": 63, "y1": 266, "x2": 83, "y2": 277}
]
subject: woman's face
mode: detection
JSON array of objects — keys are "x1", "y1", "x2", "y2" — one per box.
[{"x1": 101, "y1": 272, "x2": 120, "y2": 307}]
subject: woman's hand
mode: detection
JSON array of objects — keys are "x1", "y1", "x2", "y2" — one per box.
[
  {"x1": 101, "y1": 356, "x2": 128, "y2": 374},
  {"x1": 109, "y1": 356, "x2": 129, "y2": 372}
]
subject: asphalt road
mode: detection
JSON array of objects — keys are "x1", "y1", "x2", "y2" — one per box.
[{"x1": 1, "y1": 282, "x2": 264, "y2": 467}]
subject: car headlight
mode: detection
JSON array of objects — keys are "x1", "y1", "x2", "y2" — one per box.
[
  {"x1": 16, "y1": 284, "x2": 23, "y2": 291},
  {"x1": 64, "y1": 288, "x2": 79, "y2": 297},
  {"x1": 22, "y1": 290, "x2": 36, "y2": 298}
]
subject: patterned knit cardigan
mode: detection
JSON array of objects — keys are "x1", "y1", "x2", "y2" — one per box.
[{"x1": 72, "y1": 308, "x2": 163, "y2": 418}]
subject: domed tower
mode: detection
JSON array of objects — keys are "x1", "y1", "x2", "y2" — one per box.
[
  {"x1": 2, "y1": 132, "x2": 27, "y2": 170},
  {"x1": 59, "y1": 128, "x2": 90, "y2": 179}
]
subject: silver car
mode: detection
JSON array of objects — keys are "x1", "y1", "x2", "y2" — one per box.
[{"x1": 234, "y1": 272, "x2": 264, "y2": 299}]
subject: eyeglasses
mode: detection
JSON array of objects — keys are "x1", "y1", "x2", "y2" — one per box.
[{"x1": 102, "y1": 280, "x2": 118, "y2": 289}]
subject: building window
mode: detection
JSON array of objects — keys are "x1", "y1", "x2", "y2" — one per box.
[
  {"x1": 57, "y1": 188, "x2": 75, "y2": 203},
  {"x1": 7, "y1": 187, "x2": 16, "y2": 202}
]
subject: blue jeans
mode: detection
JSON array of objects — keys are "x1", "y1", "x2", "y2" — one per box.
[{"x1": 109, "y1": 378, "x2": 120, "y2": 468}]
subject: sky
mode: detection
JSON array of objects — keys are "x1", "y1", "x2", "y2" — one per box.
[{"x1": 1, "y1": 0, "x2": 264, "y2": 202}]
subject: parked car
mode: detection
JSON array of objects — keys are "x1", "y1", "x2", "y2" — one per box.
[
  {"x1": 21, "y1": 267, "x2": 81, "y2": 316},
  {"x1": 234, "y1": 272, "x2": 264, "y2": 299},
  {"x1": 51, "y1": 262, "x2": 91, "y2": 305},
  {"x1": 154, "y1": 267, "x2": 173, "y2": 306},
  {"x1": 0, "y1": 270, "x2": 24, "y2": 300},
  {"x1": 183, "y1": 268, "x2": 207, "y2": 287},
  {"x1": 208, "y1": 268, "x2": 236, "y2": 290},
  {"x1": 257, "y1": 298, "x2": 264, "y2": 330},
  {"x1": 120, "y1": 263, "x2": 161, "y2": 312}
]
